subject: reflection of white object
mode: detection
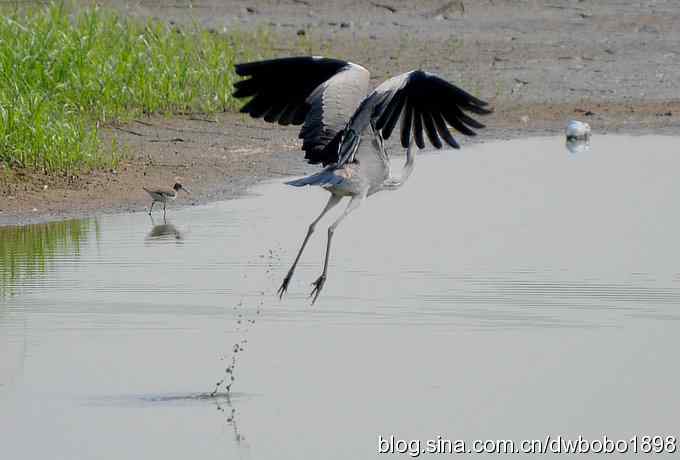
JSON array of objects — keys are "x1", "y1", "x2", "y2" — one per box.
[
  {"x1": 565, "y1": 120, "x2": 591, "y2": 140},
  {"x1": 566, "y1": 138, "x2": 591, "y2": 154}
]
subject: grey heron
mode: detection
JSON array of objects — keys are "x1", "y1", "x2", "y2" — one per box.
[
  {"x1": 233, "y1": 57, "x2": 491, "y2": 303},
  {"x1": 143, "y1": 182, "x2": 190, "y2": 216}
]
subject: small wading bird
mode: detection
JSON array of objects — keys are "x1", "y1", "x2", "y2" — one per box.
[
  {"x1": 233, "y1": 57, "x2": 491, "y2": 303},
  {"x1": 143, "y1": 182, "x2": 190, "y2": 216}
]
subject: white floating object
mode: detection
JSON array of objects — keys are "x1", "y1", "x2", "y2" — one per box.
[{"x1": 565, "y1": 120, "x2": 591, "y2": 140}]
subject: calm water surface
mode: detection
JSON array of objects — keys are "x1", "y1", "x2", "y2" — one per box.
[{"x1": 2, "y1": 135, "x2": 680, "y2": 459}]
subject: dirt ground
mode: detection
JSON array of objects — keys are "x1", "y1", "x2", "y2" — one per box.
[{"x1": 2, "y1": 0, "x2": 680, "y2": 226}]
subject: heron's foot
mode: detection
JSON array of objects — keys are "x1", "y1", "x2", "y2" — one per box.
[
  {"x1": 309, "y1": 274, "x2": 327, "y2": 305},
  {"x1": 277, "y1": 272, "x2": 293, "y2": 299}
]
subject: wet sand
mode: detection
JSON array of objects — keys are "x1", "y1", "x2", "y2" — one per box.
[{"x1": 2, "y1": 0, "x2": 680, "y2": 225}]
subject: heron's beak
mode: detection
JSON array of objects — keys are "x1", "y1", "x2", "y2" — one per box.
[{"x1": 182, "y1": 186, "x2": 191, "y2": 195}]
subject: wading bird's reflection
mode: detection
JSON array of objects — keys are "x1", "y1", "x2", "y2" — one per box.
[{"x1": 146, "y1": 215, "x2": 183, "y2": 242}]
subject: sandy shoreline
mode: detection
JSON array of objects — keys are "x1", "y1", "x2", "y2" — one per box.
[{"x1": 2, "y1": 0, "x2": 680, "y2": 226}]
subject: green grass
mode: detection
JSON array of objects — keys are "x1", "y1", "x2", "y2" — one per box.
[{"x1": 0, "y1": 2, "x2": 271, "y2": 174}]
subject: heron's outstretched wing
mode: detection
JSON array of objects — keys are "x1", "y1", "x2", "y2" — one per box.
[
  {"x1": 366, "y1": 70, "x2": 492, "y2": 150},
  {"x1": 234, "y1": 57, "x2": 370, "y2": 165}
]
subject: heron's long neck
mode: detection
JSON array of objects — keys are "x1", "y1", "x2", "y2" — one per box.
[{"x1": 382, "y1": 140, "x2": 416, "y2": 191}]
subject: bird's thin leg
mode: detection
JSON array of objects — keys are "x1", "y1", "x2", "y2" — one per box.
[
  {"x1": 310, "y1": 194, "x2": 364, "y2": 304},
  {"x1": 148, "y1": 201, "x2": 155, "y2": 215},
  {"x1": 163, "y1": 201, "x2": 166, "y2": 218},
  {"x1": 278, "y1": 194, "x2": 342, "y2": 299}
]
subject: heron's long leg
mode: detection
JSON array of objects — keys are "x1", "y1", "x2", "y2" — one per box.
[
  {"x1": 278, "y1": 194, "x2": 342, "y2": 299},
  {"x1": 310, "y1": 194, "x2": 364, "y2": 304},
  {"x1": 148, "y1": 201, "x2": 155, "y2": 215}
]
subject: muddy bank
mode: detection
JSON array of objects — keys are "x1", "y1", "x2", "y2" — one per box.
[
  {"x1": 1, "y1": 113, "x2": 309, "y2": 225},
  {"x1": 3, "y1": 0, "x2": 680, "y2": 226}
]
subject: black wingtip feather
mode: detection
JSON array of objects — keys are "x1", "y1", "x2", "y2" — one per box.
[
  {"x1": 379, "y1": 92, "x2": 406, "y2": 140},
  {"x1": 421, "y1": 112, "x2": 442, "y2": 149},
  {"x1": 432, "y1": 112, "x2": 459, "y2": 149},
  {"x1": 303, "y1": 130, "x2": 343, "y2": 166},
  {"x1": 263, "y1": 103, "x2": 287, "y2": 123},
  {"x1": 400, "y1": 103, "x2": 413, "y2": 148},
  {"x1": 233, "y1": 78, "x2": 265, "y2": 98},
  {"x1": 464, "y1": 105, "x2": 493, "y2": 115},
  {"x1": 375, "y1": 90, "x2": 404, "y2": 131},
  {"x1": 372, "y1": 68, "x2": 491, "y2": 151},
  {"x1": 443, "y1": 108, "x2": 477, "y2": 137},
  {"x1": 413, "y1": 111, "x2": 425, "y2": 149},
  {"x1": 278, "y1": 104, "x2": 299, "y2": 126},
  {"x1": 291, "y1": 104, "x2": 309, "y2": 125},
  {"x1": 241, "y1": 95, "x2": 271, "y2": 118},
  {"x1": 234, "y1": 64, "x2": 249, "y2": 77},
  {"x1": 458, "y1": 112, "x2": 486, "y2": 129},
  {"x1": 234, "y1": 57, "x2": 348, "y2": 77}
]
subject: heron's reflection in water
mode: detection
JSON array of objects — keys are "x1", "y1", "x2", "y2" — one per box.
[{"x1": 146, "y1": 215, "x2": 183, "y2": 242}]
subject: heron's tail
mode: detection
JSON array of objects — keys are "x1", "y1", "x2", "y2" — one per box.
[
  {"x1": 285, "y1": 177, "x2": 315, "y2": 187},
  {"x1": 285, "y1": 168, "x2": 342, "y2": 187}
]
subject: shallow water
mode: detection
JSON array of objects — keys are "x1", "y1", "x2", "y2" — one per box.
[{"x1": 2, "y1": 135, "x2": 680, "y2": 459}]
